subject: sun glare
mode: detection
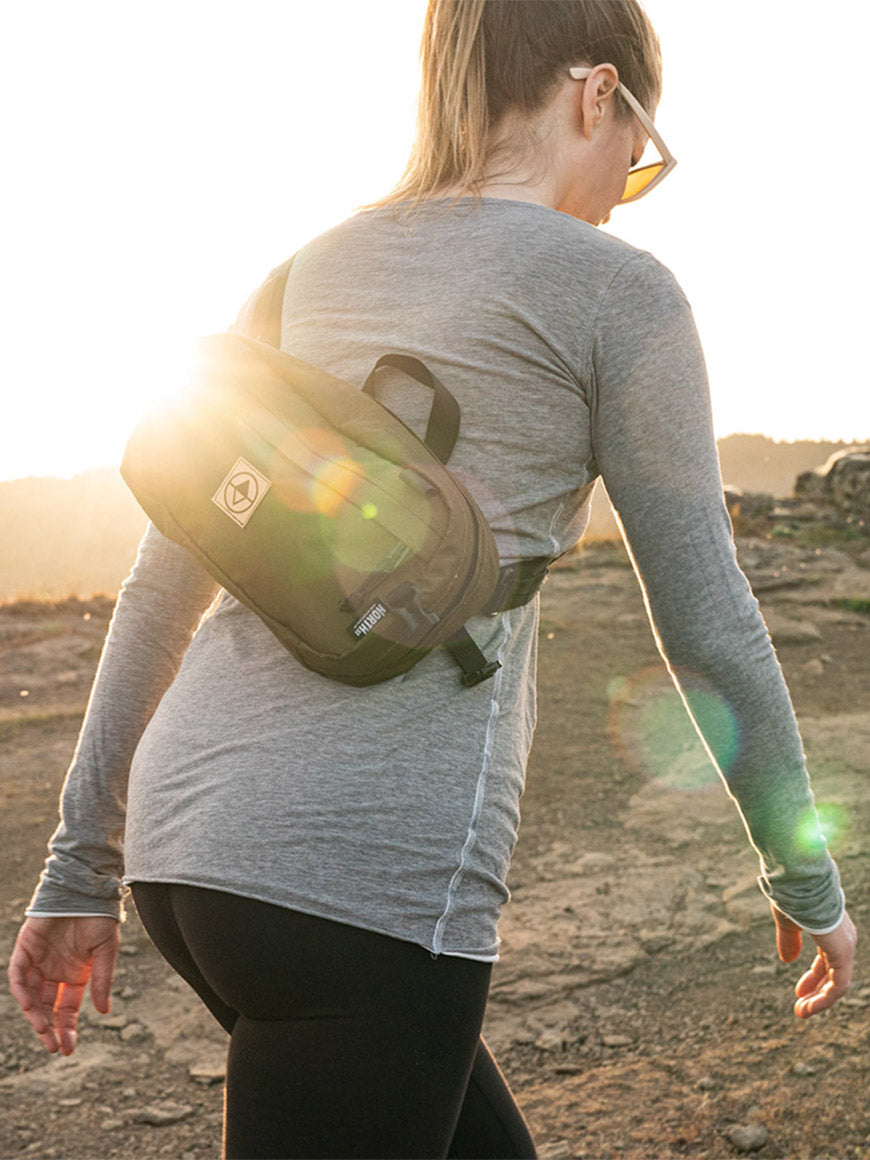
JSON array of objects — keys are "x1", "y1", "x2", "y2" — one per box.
[{"x1": 2, "y1": 0, "x2": 867, "y2": 484}]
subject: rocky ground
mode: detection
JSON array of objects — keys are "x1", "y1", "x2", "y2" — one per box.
[{"x1": 1, "y1": 532, "x2": 869, "y2": 1160}]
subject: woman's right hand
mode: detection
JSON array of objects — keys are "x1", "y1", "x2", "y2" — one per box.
[
  {"x1": 772, "y1": 907, "x2": 857, "y2": 1018},
  {"x1": 7, "y1": 915, "x2": 120, "y2": 1055}
]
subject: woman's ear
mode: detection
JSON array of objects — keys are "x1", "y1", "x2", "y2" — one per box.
[{"x1": 577, "y1": 63, "x2": 620, "y2": 139}]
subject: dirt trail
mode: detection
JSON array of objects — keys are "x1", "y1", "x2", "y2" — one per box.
[{"x1": 1, "y1": 537, "x2": 868, "y2": 1160}]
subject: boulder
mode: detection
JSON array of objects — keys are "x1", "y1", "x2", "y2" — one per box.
[{"x1": 796, "y1": 447, "x2": 870, "y2": 518}]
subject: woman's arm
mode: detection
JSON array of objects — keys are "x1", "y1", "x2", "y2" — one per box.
[
  {"x1": 25, "y1": 522, "x2": 220, "y2": 918},
  {"x1": 588, "y1": 251, "x2": 845, "y2": 938}
]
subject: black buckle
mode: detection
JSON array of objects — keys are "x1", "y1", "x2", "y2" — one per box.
[
  {"x1": 385, "y1": 582, "x2": 440, "y2": 636},
  {"x1": 460, "y1": 659, "x2": 502, "y2": 687}
]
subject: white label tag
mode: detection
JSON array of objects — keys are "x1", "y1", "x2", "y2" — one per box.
[
  {"x1": 211, "y1": 457, "x2": 272, "y2": 527},
  {"x1": 351, "y1": 601, "x2": 388, "y2": 639}
]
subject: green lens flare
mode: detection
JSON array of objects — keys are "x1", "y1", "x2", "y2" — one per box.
[
  {"x1": 607, "y1": 667, "x2": 739, "y2": 789},
  {"x1": 796, "y1": 803, "x2": 849, "y2": 856}
]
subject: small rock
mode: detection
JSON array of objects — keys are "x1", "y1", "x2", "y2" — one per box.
[
  {"x1": 791, "y1": 1061, "x2": 817, "y2": 1076},
  {"x1": 119, "y1": 1022, "x2": 146, "y2": 1042},
  {"x1": 725, "y1": 1123, "x2": 769, "y2": 1153},
  {"x1": 118, "y1": 944, "x2": 140, "y2": 957},
  {"x1": 801, "y1": 658, "x2": 825, "y2": 677},
  {"x1": 601, "y1": 1034, "x2": 633, "y2": 1048},
  {"x1": 58, "y1": 1098, "x2": 83, "y2": 1108},
  {"x1": 696, "y1": 1076, "x2": 718, "y2": 1091},
  {"x1": 640, "y1": 934, "x2": 674, "y2": 954},
  {"x1": 511, "y1": 1028, "x2": 537, "y2": 1046},
  {"x1": 119, "y1": 987, "x2": 139, "y2": 1000},
  {"x1": 100, "y1": 1118, "x2": 125, "y2": 1131},
  {"x1": 189, "y1": 1061, "x2": 226, "y2": 1085},
  {"x1": 134, "y1": 1100, "x2": 194, "y2": 1126},
  {"x1": 765, "y1": 612, "x2": 823, "y2": 645},
  {"x1": 534, "y1": 1029, "x2": 566, "y2": 1052},
  {"x1": 538, "y1": 1142, "x2": 571, "y2": 1160},
  {"x1": 99, "y1": 1015, "x2": 128, "y2": 1030}
]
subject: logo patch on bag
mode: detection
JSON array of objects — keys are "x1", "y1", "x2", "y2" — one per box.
[
  {"x1": 211, "y1": 457, "x2": 272, "y2": 527},
  {"x1": 350, "y1": 601, "x2": 388, "y2": 639}
]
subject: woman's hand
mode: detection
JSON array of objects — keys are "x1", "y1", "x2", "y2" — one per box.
[
  {"x1": 772, "y1": 906, "x2": 857, "y2": 1018},
  {"x1": 7, "y1": 915, "x2": 121, "y2": 1055}
]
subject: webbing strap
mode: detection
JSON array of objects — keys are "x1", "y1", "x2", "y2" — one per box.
[
  {"x1": 444, "y1": 628, "x2": 502, "y2": 688},
  {"x1": 363, "y1": 354, "x2": 461, "y2": 465},
  {"x1": 443, "y1": 558, "x2": 552, "y2": 686},
  {"x1": 484, "y1": 557, "x2": 551, "y2": 613}
]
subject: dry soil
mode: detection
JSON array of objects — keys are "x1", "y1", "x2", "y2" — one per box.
[{"x1": 1, "y1": 536, "x2": 869, "y2": 1160}]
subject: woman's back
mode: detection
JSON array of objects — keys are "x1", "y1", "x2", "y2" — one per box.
[{"x1": 122, "y1": 198, "x2": 665, "y2": 958}]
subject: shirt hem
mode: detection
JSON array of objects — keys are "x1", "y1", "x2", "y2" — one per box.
[{"x1": 123, "y1": 874, "x2": 500, "y2": 962}]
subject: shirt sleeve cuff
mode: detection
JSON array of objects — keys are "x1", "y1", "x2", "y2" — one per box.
[
  {"x1": 24, "y1": 911, "x2": 122, "y2": 920},
  {"x1": 27, "y1": 879, "x2": 127, "y2": 922}
]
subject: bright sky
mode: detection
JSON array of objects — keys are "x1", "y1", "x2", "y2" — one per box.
[{"x1": 2, "y1": 1, "x2": 867, "y2": 482}]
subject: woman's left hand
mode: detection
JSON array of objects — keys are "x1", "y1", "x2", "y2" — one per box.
[
  {"x1": 7, "y1": 915, "x2": 120, "y2": 1055},
  {"x1": 772, "y1": 906, "x2": 857, "y2": 1018}
]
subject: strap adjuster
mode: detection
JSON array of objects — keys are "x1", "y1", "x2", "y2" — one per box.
[
  {"x1": 460, "y1": 659, "x2": 502, "y2": 687},
  {"x1": 445, "y1": 626, "x2": 501, "y2": 687}
]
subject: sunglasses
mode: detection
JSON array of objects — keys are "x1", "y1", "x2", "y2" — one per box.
[{"x1": 568, "y1": 67, "x2": 676, "y2": 203}]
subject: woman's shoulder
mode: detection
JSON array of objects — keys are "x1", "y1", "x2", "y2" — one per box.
[
  {"x1": 305, "y1": 199, "x2": 651, "y2": 269},
  {"x1": 288, "y1": 199, "x2": 686, "y2": 321},
  {"x1": 460, "y1": 201, "x2": 683, "y2": 304},
  {"x1": 303, "y1": 196, "x2": 632, "y2": 246}
]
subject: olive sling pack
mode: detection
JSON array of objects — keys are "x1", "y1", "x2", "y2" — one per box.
[{"x1": 121, "y1": 259, "x2": 550, "y2": 686}]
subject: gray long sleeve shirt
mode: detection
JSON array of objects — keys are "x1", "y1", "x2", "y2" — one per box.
[{"x1": 28, "y1": 199, "x2": 844, "y2": 955}]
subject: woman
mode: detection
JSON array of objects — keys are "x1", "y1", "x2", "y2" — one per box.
[{"x1": 8, "y1": 2, "x2": 856, "y2": 1158}]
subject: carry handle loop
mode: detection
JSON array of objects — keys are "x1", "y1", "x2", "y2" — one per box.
[
  {"x1": 363, "y1": 354, "x2": 461, "y2": 465},
  {"x1": 235, "y1": 265, "x2": 461, "y2": 465}
]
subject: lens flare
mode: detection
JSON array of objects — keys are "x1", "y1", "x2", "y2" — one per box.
[
  {"x1": 261, "y1": 428, "x2": 442, "y2": 598},
  {"x1": 310, "y1": 456, "x2": 364, "y2": 517},
  {"x1": 267, "y1": 427, "x2": 350, "y2": 515},
  {"x1": 795, "y1": 802, "x2": 850, "y2": 857},
  {"x1": 607, "y1": 666, "x2": 739, "y2": 789},
  {"x1": 271, "y1": 427, "x2": 365, "y2": 518}
]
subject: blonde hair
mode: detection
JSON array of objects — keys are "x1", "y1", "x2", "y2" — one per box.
[{"x1": 380, "y1": 0, "x2": 662, "y2": 206}]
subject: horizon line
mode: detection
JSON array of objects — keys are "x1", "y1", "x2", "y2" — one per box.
[{"x1": 1, "y1": 432, "x2": 869, "y2": 487}]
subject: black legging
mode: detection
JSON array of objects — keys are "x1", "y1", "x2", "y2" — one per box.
[{"x1": 131, "y1": 882, "x2": 537, "y2": 1159}]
